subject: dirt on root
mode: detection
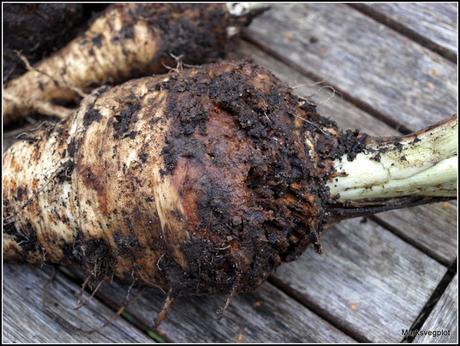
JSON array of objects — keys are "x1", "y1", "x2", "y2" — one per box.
[{"x1": 153, "y1": 60, "x2": 370, "y2": 296}]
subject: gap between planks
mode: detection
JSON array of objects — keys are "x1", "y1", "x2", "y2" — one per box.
[
  {"x1": 57, "y1": 266, "x2": 170, "y2": 343},
  {"x1": 370, "y1": 215, "x2": 454, "y2": 267},
  {"x1": 348, "y1": 3, "x2": 457, "y2": 64},
  {"x1": 268, "y1": 275, "x2": 371, "y2": 343},
  {"x1": 413, "y1": 273, "x2": 458, "y2": 343},
  {"x1": 403, "y1": 260, "x2": 457, "y2": 342}
]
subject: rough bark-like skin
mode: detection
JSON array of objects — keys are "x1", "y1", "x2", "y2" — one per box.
[
  {"x1": 3, "y1": 3, "x2": 240, "y2": 125},
  {"x1": 3, "y1": 61, "x2": 366, "y2": 296}
]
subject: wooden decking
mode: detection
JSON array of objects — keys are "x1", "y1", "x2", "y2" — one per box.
[{"x1": 3, "y1": 3, "x2": 458, "y2": 343}]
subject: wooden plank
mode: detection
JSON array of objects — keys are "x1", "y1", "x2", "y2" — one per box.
[
  {"x1": 232, "y1": 40, "x2": 457, "y2": 266},
  {"x1": 271, "y1": 217, "x2": 447, "y2": 343},
  {"x1": 375, "y1": 201, "x2": 457, "y2": 265},
  {"x1": 80, "y1": 278, "x2": 355, "y2": 343},
  {"x1": 3, "y1": 264, "x2": 152, "y2": 343},
  {"x1": 414, "y1": 274, "x2": 458, "y2": 343},
  {"x1": 352, "y1": 3, "x2": 458, "y2": 60},
  {"x1": 246, "y1": 3, "x2": 457, "y2": 131}
]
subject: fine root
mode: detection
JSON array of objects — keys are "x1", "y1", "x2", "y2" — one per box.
[
  {"x1": 74, "y1": 279, "x2": 105, "y2": 311},
  {"x1": 154, "y1": 289, "x2": 175, "y2": 328}
]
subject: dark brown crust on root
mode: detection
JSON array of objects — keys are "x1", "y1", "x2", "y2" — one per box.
[
  {"x1": 104, "y1": 3, "x2": 230, "y2": 79},
  {"x1": 154, "y1": 60, "x2": 368, "y2": 295}
]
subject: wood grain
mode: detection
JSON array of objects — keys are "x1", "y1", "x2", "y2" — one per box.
[
  {"x1": 3, "y1": 264, "x2": 152, "y2": 343},
  {"x1": 246, "y1": 3, "x2": 457, "y2": 131},
  {"x1": 271, "y1": 217, "x2": 447, "y2": 343},
  {"x1": 375, "y1": 202, "x2": 457, "y2": 265},
  {"x1": 89, "y1": 280, "x2": 355, "y2": 343},
  {"x1": 414, "y1": 274, "x2": 458, "y2": 343},
  {"x1": 352, "y1": 3, "x2": 458, "y2": 61}
]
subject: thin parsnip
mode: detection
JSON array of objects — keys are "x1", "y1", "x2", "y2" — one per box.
[
  {"x1": 3, "y1": 61, "x2": 457, "y2": 303},
  {"x1": 3, "y1": 3, "x2": 267, "y2": 125}
]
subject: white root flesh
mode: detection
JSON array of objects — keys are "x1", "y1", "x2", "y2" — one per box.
[{"x1": 328, "y1": 116, "x2": 458, "y2": 201}]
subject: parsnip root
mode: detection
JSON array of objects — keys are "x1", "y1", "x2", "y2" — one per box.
[{"x1": 3, "y1": 61, "x2": 456, "y2": 299}]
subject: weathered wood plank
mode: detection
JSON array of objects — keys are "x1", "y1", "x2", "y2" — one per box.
[
  {"x1": 271, "y1": 217, "x2": 447, "y2": 343},
  {"x1": 414, "y1": 274, "x2": 458, "y2": 343},
  {"x1": 232, "y1": 40, "x2": 457, "y2": 266},
  {"x1": 352, "y1": 3, "x2": 458, "y2": 60},
  {"x1": 246, "y1": 3, "x2": 457, "y2": 131},
  {"x1": 80, "y1": 278, "x2": 355, "y2": 343},
  {"x1": 375, "y1": 201, "x2": 457, "y2": 265},
  {"x1": 3, "y1": 264, "x2": 151, "y2": 343}
]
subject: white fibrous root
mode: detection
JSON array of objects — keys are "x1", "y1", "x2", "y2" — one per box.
[{"x1": 328, "y1": 116, "x2": 457, "y2": 202}]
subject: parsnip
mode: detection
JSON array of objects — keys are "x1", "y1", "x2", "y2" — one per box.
[
  {"x1": 3, "y1": 3, "x2": 267, "y2": 125},
  {"x1": 3, "y1": 61, "x2": 457, "y2": 299}
]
